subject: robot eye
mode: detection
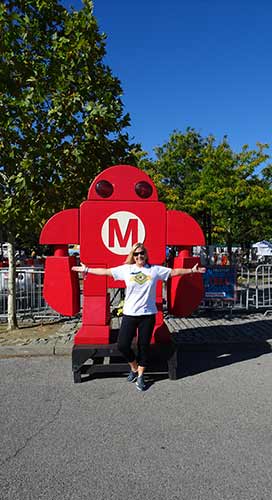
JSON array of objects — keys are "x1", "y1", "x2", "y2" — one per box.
[
  {"x1": 135, "y1": 181, "x2": 153, "y2": 199},
  {"x1": 95, "y1": 180, "x2": 114, "y2": 198}
]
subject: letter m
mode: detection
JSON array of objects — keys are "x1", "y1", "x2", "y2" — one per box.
[{"x1": 108, "y1": 219, "x2": 138, "y2": 247}]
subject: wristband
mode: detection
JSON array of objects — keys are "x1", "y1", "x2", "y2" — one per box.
[{"x1": 83, "y1": 266, "x2": 89, "y2": 279}]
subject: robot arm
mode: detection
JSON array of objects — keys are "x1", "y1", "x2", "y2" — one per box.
[
  {"x1": 166, "y1": 210, "x2": 206, "y2": 317},
  {"x1": 166, "y1": 210, "x2": 205, "y2": 246},
  {"x1": 39, "y1": 209, "x2": 80, "y2": 316}
]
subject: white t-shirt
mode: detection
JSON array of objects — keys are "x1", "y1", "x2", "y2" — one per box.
[{"x1": 111, "y1": 264, "x2": 171, "y2": 316}]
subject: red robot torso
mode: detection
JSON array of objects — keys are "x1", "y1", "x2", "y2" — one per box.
[{"x1": 40, "y1": 165, "x2": 205, "y2": 345}]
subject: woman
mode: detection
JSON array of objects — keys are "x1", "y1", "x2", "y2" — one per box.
[{"x1": 72, "y1": 242, "x2": 206, "y2": 391}]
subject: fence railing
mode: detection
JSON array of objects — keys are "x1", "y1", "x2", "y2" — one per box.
[
  {"x1": 255, "y1": 264, "x2": 272, "y2": 311},
  {"x1": 0, "y1": 267, "x2": 61, "y2": 321},
  {"x1": 0, "y1": 265, "x2": 272, "y2": 321},
  {"x1": 235, "y1": 264, "x2": 272, "y2": 312}
]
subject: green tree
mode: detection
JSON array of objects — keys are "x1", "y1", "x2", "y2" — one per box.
[
  {"x1": 0, "y1": 0, "x2": 137, "y2": 329},
  {"x1": 145, "y1": 128, "x2": 206, "y2": 209},
  {"x1": 193, "y1": 140, "x2": 272, "y2": 254},
  {"x1": 139, "y1": 129, "x2": 272, "y2": 258}
]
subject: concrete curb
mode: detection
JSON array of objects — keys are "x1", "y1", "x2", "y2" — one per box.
[
  {"x1": 0, "y1": 344, "x2": 55, "y2": 358},
  {"x1": 0, "y1": 341, "x2": 74, "y2": 359},
  {"x1": 0, "y1": 314, "x2": 271, "y2": 359},
  {"x1": 0, "y1": 338, "x2": 271, "y2": 360}
]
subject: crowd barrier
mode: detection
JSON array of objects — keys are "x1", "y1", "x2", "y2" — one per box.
[
  {"x1": 0, "y1": 267, "x2": 60, "y2": 321},
  {"x1": 255, "y1": 264, "x2": 272, "y2": 312},
  {"x1": 200, "y1": 264, "x2": 272, "y2": 313},
  {"x1": 0, "y1": 265, "x2": 271, "y2": 321}
]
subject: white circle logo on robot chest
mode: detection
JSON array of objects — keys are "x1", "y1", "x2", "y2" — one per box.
[{"x1": 101, "y1": 211, "x2": 146, "y2": 255}]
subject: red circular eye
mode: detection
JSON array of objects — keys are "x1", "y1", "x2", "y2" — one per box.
[
  {"x1": 95, "y1": 180, "x2": 113, "y2": 198},
  {"x1": 135, "y1": 181, "x2": 153, "y2": 198}
]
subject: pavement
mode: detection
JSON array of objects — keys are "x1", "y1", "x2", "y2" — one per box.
[
  {"x1": 0, "y1": 310, "x2": 271, "y2": 358},
  {"x1": 0, "y1": 318, "x2": 81, "y2": 358},
  {"x1": 166, "y1": 311, "x2": 272, "y2": 351}
]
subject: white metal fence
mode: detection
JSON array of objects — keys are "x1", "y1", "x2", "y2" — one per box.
[
  {"x1": 235, "y1": 264, "x2": 272, "y2": 312},
  {"x1": 255, "y1": 264, "x2": 272, "y2": 311},
  {"x1": 0, "y1": 267, "x2": 60, "y2": 321},
  {"x1": 0, "y1": 265, "x2": 272, "y2": 321}
]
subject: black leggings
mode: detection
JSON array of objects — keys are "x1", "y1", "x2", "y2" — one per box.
[{"x1": 117, "y1": 314, "x2": 156, "y2": 367}]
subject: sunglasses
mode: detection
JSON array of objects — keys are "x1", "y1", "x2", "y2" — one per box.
[{"x1": 133, "y1": 251, "x2": 145, "y2": 257}]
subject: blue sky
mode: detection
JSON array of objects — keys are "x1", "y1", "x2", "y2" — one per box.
[{"x1": 62, "y1": 0, "x2": 272, "y2": 160}]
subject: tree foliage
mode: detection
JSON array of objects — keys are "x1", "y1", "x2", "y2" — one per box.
[
  {"x1": 138, "y1": 128, "x2": 272, "y2": 250},
  {"x1": 0, "y1": 0, "x2": 136, "y2": 244},
  {"x1": 0, "y1": 0, "x2": 138, "y2": 327}
]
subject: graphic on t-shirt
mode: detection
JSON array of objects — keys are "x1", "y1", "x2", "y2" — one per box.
[{"x1": 129, "y1": 271, "x2": 151, "y2": 285}]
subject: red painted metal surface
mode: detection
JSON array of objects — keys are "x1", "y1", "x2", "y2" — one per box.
[
  {"x1": 167, "y1": 210, "x2": 205, "y2": 246},
  {"x1": 43, "y1": 255, "x2": 80, "y2": 316},
  {"x1": 39, "y1": 164, "x2": 205, "y2": 345},
  {"x1": 80, "y1": 201, "x2": 166, "y2": 266},
  {"x1": 87, "y1": 165, "x2": 158, "y2": 202},
  {"x1": 40, "y1": 209, "x2": 79, "y2": 245},
  {"x1": 167, "y1": 250, "x2": 204, "y2": 316}
]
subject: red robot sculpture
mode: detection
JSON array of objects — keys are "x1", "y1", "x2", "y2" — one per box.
[{"x1": 40, "y1": 165, "x2": 205, "y2": 379}]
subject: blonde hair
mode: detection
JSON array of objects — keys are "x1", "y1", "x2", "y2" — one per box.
[{"x1": 125, "y1": 242, "x2": 149, "y2": 264}]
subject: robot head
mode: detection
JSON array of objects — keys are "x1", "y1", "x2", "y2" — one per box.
[{"x1": 87, "y1": 165, "x2": 158, "y2": 201}]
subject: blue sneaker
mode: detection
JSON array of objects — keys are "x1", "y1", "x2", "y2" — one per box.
[
  {"x1": 127, "y1": 370, "x2": 138, "y2": 383},
  {"x1": 136, "y1": 375, "x2": 146, "y2": 391}
]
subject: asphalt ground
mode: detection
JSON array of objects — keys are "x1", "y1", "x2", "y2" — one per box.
[
  {"x1": 0, "y1": 352, "x2": 271, "y2": 500},
  {"x1": 0, "y1": 312, "x2": 271, "y2": 499}
]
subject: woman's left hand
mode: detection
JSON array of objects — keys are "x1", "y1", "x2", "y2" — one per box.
[{"x1": 192, "y1": 263, "x2": 206, "y2": 274}]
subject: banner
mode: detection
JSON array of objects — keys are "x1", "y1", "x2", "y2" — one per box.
[{"x1": 204, "y1": 266, "x2": 237, "y2": 300}]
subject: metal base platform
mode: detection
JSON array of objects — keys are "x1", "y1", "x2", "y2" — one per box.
[{"x1": 72, "y1": 340, "x2": 177, "y2": 383}]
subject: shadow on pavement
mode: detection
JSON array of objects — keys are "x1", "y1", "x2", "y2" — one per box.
[
  {"x1": 177, "y1": 344, "x2": 271, "y2": 379},
  {"x1": 172, "y1": 318, "x2": 272, "y2": 380},
  {"x1": 74, "y1": 319, "x2": 272, "y2": 387},
  {"x1": 171, "y1": 318, "x2": 272, "y2": 344}
]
